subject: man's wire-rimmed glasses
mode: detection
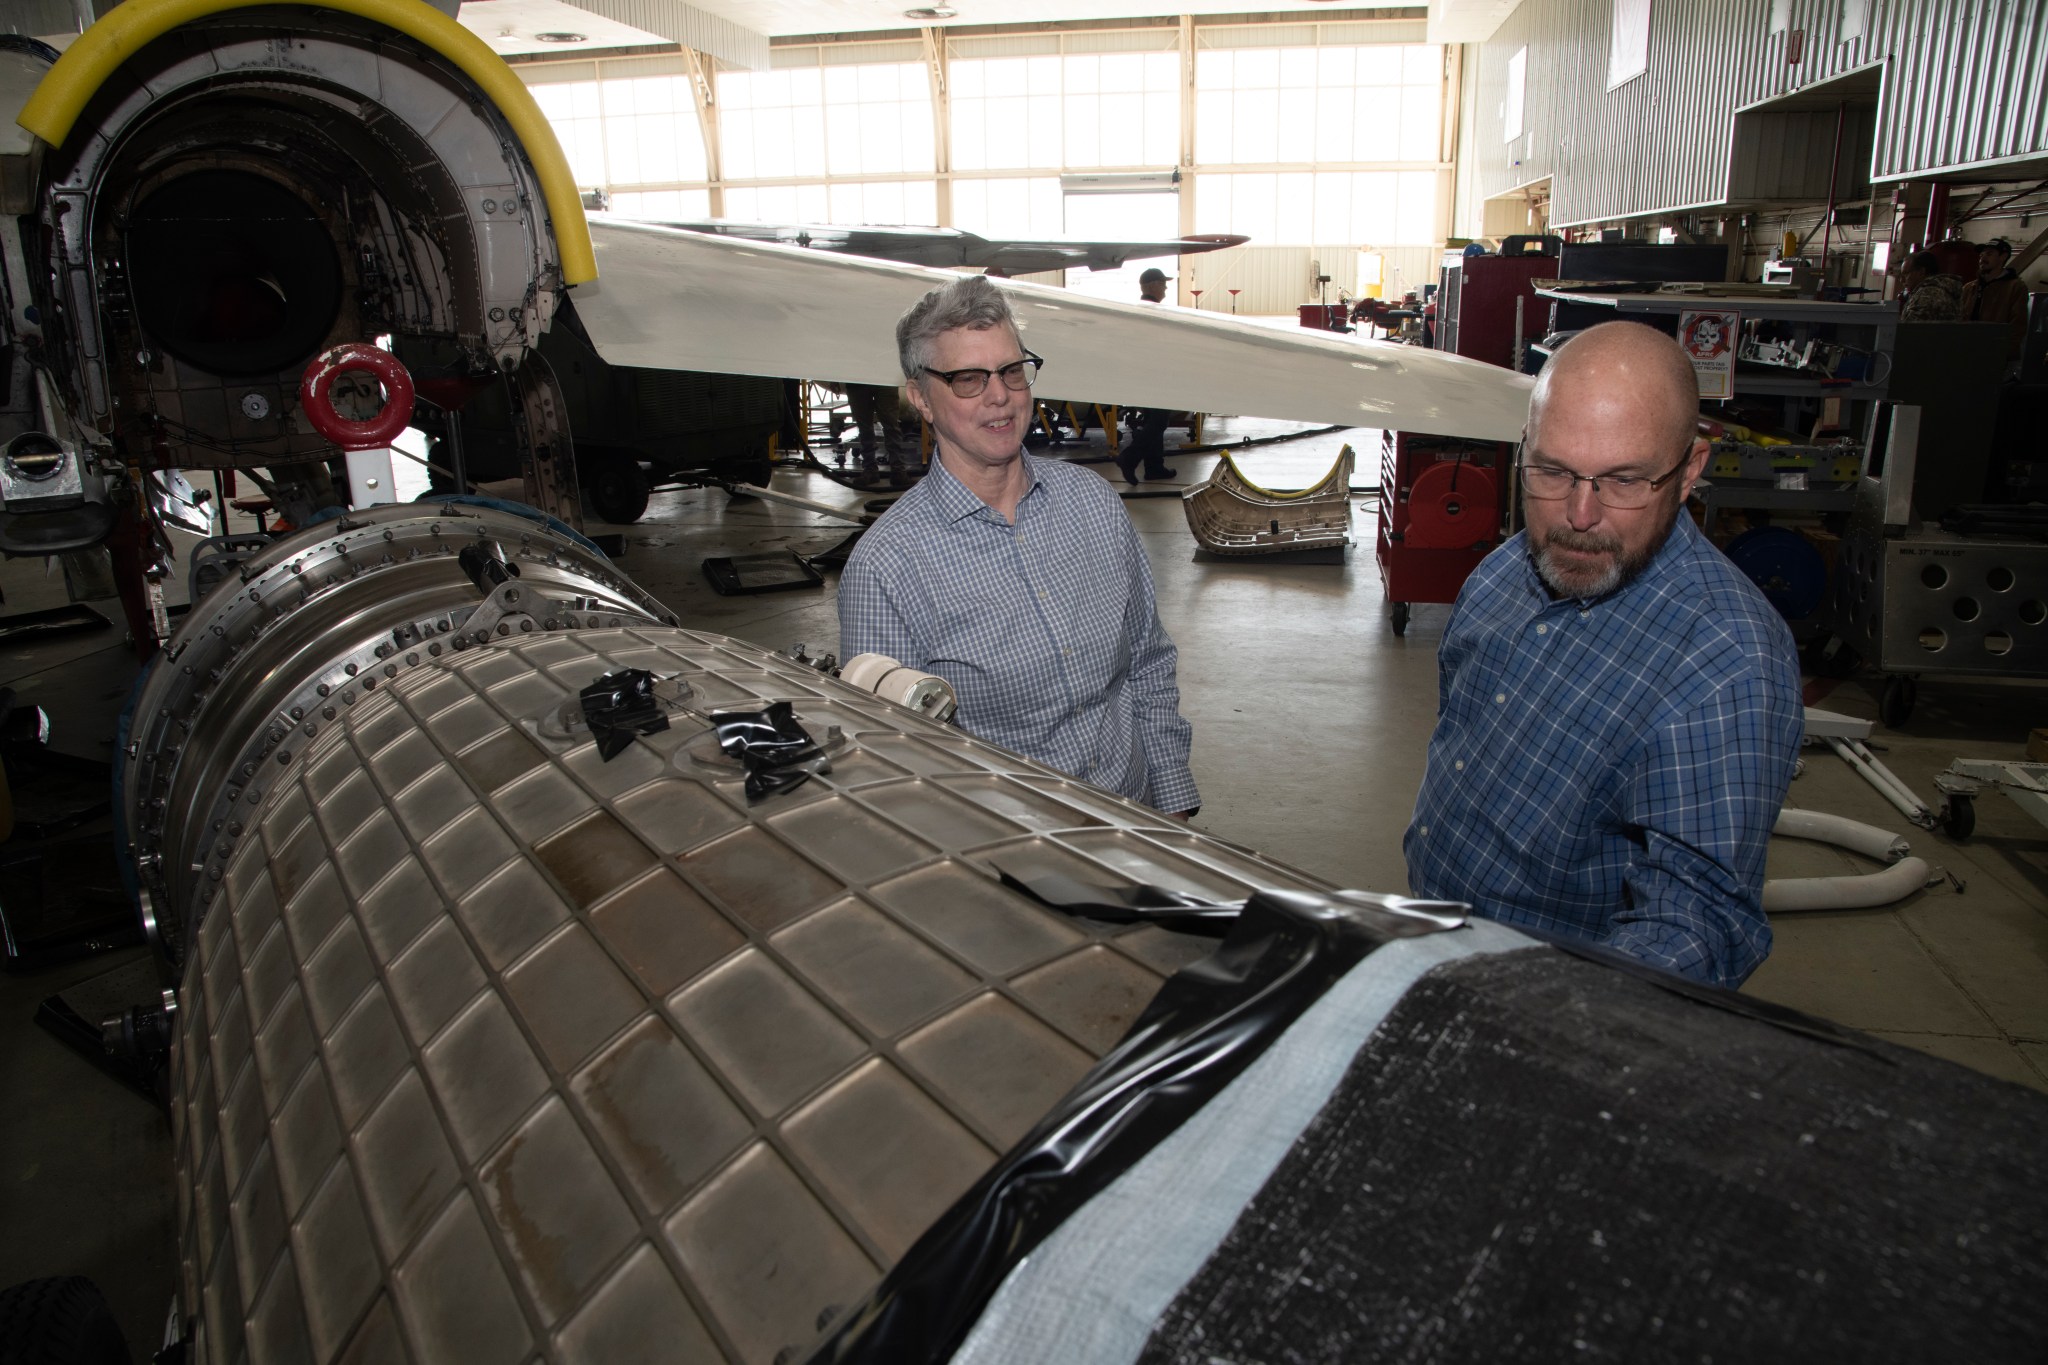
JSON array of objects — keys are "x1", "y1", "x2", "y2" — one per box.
[
  {"x1": 922, "y1": 351, "x2": 1044, "y2": 399},
  {"x1": 1517, "y1": 449, "x2": 1693, "y2": 510}
]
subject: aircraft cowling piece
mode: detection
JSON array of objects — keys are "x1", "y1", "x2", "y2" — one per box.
[{"x1": 16, "y1": 4, "x2": 569, "y2": 473}]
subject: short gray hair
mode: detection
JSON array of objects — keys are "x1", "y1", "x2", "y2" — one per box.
[{"x1": 896, "y1": 275, "x2": 1020, "y2": 383}]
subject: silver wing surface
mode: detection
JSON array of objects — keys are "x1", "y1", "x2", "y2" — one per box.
[
  {"x1": 574, "y1": 219, "x2": 1532, "y2": 443},
  {"x1": 629, "y1": 217, "x2": 1252, "y2": 275}
]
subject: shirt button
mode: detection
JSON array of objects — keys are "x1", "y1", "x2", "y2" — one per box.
[
  {"x1": 1495, "y1": 692, "x2": 1506, "y2": 704},
  {"x1": 1063, "y1": 648, "x2": 1072, "y2": 657},
  {"x1": 1579, "y1": 609, "x2": 1590, "y2": 618},
  {"x1": 1038, "y1": 590, "x2": 1047, "y2": 600},
  {"x1": 1418, "y1": 824, "x2": 1430, "y2": 837},
  {"x1": 1535, "y1": 624, "x2": 1548, "y2": 635},
  {"x1": 1454, "y1": 759, "x2": 1464, "y2": 770}
]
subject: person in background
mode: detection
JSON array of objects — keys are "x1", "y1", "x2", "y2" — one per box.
[
  {"x1": 844, "y1": 382, "x2": 917, "y2": 487},
  {"x1": 1116, "y1": 267, "x2": 1178, "y2": 485},
  {"x1": 1896, "y1": 248, "x2": 1965, "y2": 320},
  {"x1": 1960, "y1": 237, "x2": 2031, "y2": 364}
]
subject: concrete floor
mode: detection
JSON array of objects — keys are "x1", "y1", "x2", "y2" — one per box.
[{"x1": 4, "y1": 418, "x2": 2045, "y2": 1356}]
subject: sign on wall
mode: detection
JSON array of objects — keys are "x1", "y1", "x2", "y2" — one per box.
[{"x1": 1678, "y1": 309, "x2": 1739, "y2": 400}]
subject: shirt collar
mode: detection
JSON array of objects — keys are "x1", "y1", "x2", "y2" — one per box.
[{"x1": 924, "y1": 447, "x2": 1044, "y2": 524}]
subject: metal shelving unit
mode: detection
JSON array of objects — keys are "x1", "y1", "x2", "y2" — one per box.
[{"x1": 1534, "y1": 289, "x2": 2036, "y2": 727}]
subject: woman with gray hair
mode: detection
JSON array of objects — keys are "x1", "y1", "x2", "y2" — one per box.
[{"x1": 838, "y1": 274, "x2": 1201, "y2": 817}]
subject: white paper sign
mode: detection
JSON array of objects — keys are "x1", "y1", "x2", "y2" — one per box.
[{"x1": 1678, "y1": 310, "x2": 1739, "y2": 400}]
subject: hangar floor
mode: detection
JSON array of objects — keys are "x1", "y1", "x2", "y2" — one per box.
[{"x1": 3, "y1": 418, "x2": 2044, "y2": 1356}]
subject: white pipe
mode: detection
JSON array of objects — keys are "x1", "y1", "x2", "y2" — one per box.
[
  {"x1": 1764, "y1": 857, "x2": 1931, "y2": 913},
  {"x1": 1823, "y1": 736, "x2": 1927, "y2": 823},
  {"x1": 729, "y1": 482, "x2": 873, "y2": 525},
  {"x1": 1772, "y1": 808, "x2": 1911, "y2": 862},
  {"x1": 1845, "y1": 739, "x2": 1933, "y2": 819}
]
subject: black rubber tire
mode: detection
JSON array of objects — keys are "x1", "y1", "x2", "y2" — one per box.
[
  {"x1": 585, "y1": 453, "x2": 651, "y2": 525},
  {"x1": 0, "y1": 1277, "x2": 133, "y2": 1365},
  {"x1": 1878, "y1": 674, "x2": 1917, "y2": 729},
  {"x1": 1391, "y1": 602, "x2": 1410, "y2": 637},
  {"x1": 1943, "y1": 796, "x2": 1975, "y2": 842}
]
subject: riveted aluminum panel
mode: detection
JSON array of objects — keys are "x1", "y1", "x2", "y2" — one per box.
[{"x1": 168, "y1": 622, "x2": 1322, "y2": 1365}]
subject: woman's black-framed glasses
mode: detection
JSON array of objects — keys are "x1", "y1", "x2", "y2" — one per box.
[
  {"x1": 923, "y1": 351, "x2": 1044, "y2": 399},
  {"x1": 1516, "y1": 449, "x2": 1693, "y2": 510}
]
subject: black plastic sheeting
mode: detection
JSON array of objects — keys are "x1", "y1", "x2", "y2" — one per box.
[
  {"x1": 806, "y1": 888, "x2": 1464, "y2": 1365},
  {"x1": 577, "y1": 668, "x2": 669, "y2": 760},
  {"x1": 994, "y1": 864, "x2": 1245, "y2": 934},
  {"x1": 1137, "y1": 948, "x2": 2048, "y2": 1365},
  {"x1": 709, "y1": 700, "x2": 829, "y2": 802}
]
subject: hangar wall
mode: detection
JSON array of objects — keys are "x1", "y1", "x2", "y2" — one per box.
[{"x1": 1458, "y1": 0, "x2": 2048, "y2": 230}]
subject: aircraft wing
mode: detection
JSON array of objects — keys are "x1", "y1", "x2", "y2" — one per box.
[
  {"x1": 575, "y1": 218, "x2": 1532, "y2": 443},
  {"x1": 630, "y1": 216, "x2": 1251, "y2": 275}
]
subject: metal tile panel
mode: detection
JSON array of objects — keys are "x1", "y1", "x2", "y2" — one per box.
[{"x1": 172, "y1": 625, "x2": 1329, "y2": 1365}]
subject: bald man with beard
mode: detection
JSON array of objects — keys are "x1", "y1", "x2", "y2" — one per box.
[{"x1": 1404, "y1": 321, "x2": 1802, "y2": 989}]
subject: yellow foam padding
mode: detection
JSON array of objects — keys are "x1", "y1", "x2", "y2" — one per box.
[
  {"x1": 1216, "y1": 444, "x2": 1353, "y2": 500},
  {"x1": 17, "y1": 0, "x2": 595, "y2": 285}
]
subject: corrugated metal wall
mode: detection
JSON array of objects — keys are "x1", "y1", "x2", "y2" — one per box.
[{"x1": 1462, "y1": 0, "x2": 2048, "y2": 228}]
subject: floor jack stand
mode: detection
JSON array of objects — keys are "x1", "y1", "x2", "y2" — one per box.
[{"x1": 1804, "y1": 707, "x2": 1938, "y2": 830}]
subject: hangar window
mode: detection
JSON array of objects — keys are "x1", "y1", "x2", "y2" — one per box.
[
  {"x1": 721, "y1": 61, "x2": 936, "y2": 180},
  {"x1": 1608, "y1": 0, "x2": 1652, "y2": 89},
  {"x1": 951, "y1": 177, "x2": 1065, "y2": 236},
  {"x1": 527, "y1": 79, "x2": 609, "y2": 188},
  {"x1": 1197, "y1": 168, "x2": 1437, "y2": 247},
  {"x1": 607, "y1": 188, "x2": 714, "y2": 218},
  {"x1": 950, "y1": 52, "x2": 1180, "y2": 173},
  {"x1": 600, "y1": 75, "x2": 711, "y2": 184},
  {"x1": 721, "y1": 180, "x2": 938, "y2": 226},
  {"x1": 1194, "y1": 44, "x2": 1440, "y2": 166},
  {"x1": 525, "y1": 66, "x2": 711, "y2": 204}
]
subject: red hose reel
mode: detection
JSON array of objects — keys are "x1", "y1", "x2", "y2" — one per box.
[
  {"x1": 1401, "y1": 460, "x2": 1499, "y2": 550},
  {"x1": 298, "y1": 343, "x2": 415, "y2": 450}
]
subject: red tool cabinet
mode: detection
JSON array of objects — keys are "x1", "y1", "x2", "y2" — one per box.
[{"x1": 1376, "y1": 429, "x2": 1510, "y2": 635}]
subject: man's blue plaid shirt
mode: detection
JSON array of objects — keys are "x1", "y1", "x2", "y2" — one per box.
[
  {"x1": 839, "y1": 453, "x2": 1199, "y2": 813},
  {"x1": 1405, "y1": 513, "x2": 1802, "y2": 988}
]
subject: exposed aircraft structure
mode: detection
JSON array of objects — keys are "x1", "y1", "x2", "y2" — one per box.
[
  {"x1": 1180, "y1": 445, "x2": 1356, "y2": 554},
  {"x1": 10, "y1": 7, "x2": 2048, "y2": 1365}
]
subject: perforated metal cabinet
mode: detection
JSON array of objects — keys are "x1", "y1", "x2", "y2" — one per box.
[
  {"x1": 166, "y1": 627, "x2": 1327, "y2": 1365},
  {"x1": 1827, "y1": 506, "x2": 2048, "y2": 680}
]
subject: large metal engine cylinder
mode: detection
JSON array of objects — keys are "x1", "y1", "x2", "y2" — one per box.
[{"x1": 134, "y1": 502, "x2": 1324, "y2": 1365}]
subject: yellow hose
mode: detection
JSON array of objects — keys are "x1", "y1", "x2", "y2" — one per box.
[{"x1": 16, "y1": 0, "x2": 596, "y2": 284}]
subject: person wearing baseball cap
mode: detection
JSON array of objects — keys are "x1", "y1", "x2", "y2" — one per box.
[
  {"x1": 1960, "y1": 237, "x2": 2032, "y2": 365},
  {"x1": 1118, "y1": 267, "x2": 1177, "y2": 481}
]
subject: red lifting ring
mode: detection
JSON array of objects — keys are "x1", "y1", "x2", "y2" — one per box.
[{"x1": 298, "y1": 343, "x2": 415, "y2": 450}]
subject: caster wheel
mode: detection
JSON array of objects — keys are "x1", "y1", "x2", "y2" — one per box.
[
  {"x1": 1391, "y1": 602, "x2": 1410, "y2": 637},
  {"x1": 1878, "y1": 675, "x2": 1917, "y2": 728},
  {"x1": 1943, "y1": 795, "x2": 1975, "y2": 842}
]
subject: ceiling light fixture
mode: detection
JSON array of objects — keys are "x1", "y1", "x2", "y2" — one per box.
[
  {"x1": 904, "y1": 6, "x2": 957, "y2": 19},
  {"x1": 534, "y1": 31, "x2": 589, "y2": 43}
]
